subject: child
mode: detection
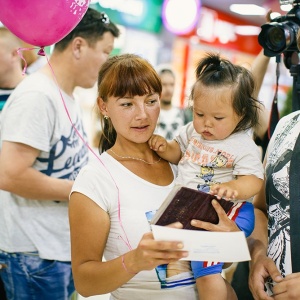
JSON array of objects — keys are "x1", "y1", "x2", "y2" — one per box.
[{"x1": 149, "y1": 52, "x2": 264, "y2": 300}]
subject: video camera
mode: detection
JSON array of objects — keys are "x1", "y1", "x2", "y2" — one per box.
[{"x1": 258, "y1": 0, "x2": 300, "y2": 58}]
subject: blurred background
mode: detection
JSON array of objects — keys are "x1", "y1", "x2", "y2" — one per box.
[
  {"x1": 1, "y1": 0, "x2": 294, "y2": 147},
  {"x1": 74, "y1": 0, "x2": 295, "y2": 146}
]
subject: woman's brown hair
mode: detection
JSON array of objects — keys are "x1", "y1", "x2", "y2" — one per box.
[{"x1": 97, "y1": 53, "x2": 162, "y2": 152}]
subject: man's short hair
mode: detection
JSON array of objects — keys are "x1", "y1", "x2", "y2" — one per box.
[{"x1": 55, "y1": 8, "x2": 120, "y2": 51}]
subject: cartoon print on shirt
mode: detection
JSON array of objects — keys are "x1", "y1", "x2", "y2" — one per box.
[
  {"x1": 196, "y1": 166, "x2": 214, "y2": 192},
  {"x1": 196, "y1": 152, "x2": 227, "y2": 192},
  {"x1": 207, "y1": 151, "x2": 228, "y2": 168}
]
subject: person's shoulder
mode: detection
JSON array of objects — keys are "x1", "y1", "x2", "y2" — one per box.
[
  {"x1": 76, "y1": 152, "x2": 119, "y2": 187},
  {"x1": 13, "y1": 72, "x2": 52, "y2": 93},
  {"x1": 86, "y1": 151, "x2": 117, "y2": 173},
  {"x1": 88, "y1": 150, "x2": 108, "y2": 165},
  {"x1": 269, "y1": 111, "x2": 300, "y2": 139},
  {"x1": 278, "y1": 110, "x2": 300, "y2": 126},
  {"x1": 26, "y1": 57, "x2": 47, "y2": 74},
  {"x1": 179, "y1": 121, "x2": 195, "y2": 135},
  {"x1": 233, "y1": 130, "x2": 254, "y2": 139},
  {"x1": 228, "y1": 131, "x2": 258, "y2": 147},
  {"x1": 188, "y1": 121, "x2": 198, "y2": 135},
  {"x1": 76, "y1": 154, "x2": 106, "y2": 178},
  {"x1": 9, "y1": 72, "x2": 58, "y2": 105},
  {"x1": 174, "y1": 122, "x2": 196, "y2": 144}
]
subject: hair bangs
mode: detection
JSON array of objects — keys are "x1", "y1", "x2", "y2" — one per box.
[{"x1": 99, "y1": 56, "x2": 161, "y2": 99}]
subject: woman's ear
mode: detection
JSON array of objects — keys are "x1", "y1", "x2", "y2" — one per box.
[{"x1": 97, "y1": 97, "x2": 108, "y2": 116}]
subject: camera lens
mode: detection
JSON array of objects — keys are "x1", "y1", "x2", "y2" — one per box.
[
  {"x1": 258, "y1": 4, "x2": 300, "y2": 60},
  {"x1": 267, "y1": 27, "x2": 286, "y2": 51},
  {"x1": 258, "y1": 21, "x2": 299, "y2": 57}
]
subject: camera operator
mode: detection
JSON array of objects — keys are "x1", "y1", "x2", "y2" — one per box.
[
  {"x1": 258, "y1": 0, "x2": 300, "y2": 66},
  {"x1": 248, "y1": 1, "x2": 300, "y2": 299}
]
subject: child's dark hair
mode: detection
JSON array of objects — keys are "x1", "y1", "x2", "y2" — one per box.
[
  {"x1": 55, "y1": 8, "x2": 120, "y2": 51},
  {"x1": 191, "y1": 52, "x2": 262, "y2": 133},
  {"x1": 97, "y1": 53, "x2": 162, "y2": 153}
]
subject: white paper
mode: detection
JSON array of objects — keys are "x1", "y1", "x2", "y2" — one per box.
[{"x1": 151, "y1": 224, "x2": 250, "y2": 262}]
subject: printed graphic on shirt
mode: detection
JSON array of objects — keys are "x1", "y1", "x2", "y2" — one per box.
[
  {"x1": 156, "y1": 108, "x2": 185, "y2": 140},
  {"x1": 180, "y1": 138, "x2": 235, "y2": 192},
  {"x1": 38, "y1": 116, "x2": 89, "y2": 180},
  {"x1": 266, "y1": 113, "x2": 300, "y2": 277},
  {"x1": 195, "y1": 151, "x2": 228, "y2": 192}
]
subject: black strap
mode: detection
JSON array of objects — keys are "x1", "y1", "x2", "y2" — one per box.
[
  {"x1": 289, "y1": 131, "x2": 300, "y2": 272},
  {"x1": 268, "y1": 55, "x2": 280, "y2": 139},
  {"x1": 268, "y1": 98, "x2": 280, "y2": 139}
]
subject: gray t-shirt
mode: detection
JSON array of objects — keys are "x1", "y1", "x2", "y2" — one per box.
[{"x1": 0, "y1": 71, "x2": 89, "y2": 261}]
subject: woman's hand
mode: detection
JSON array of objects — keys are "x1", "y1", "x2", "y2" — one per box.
[
  {"x1": 125, "y1": 223, "x2": 188, "y2": 273},
  {"x1": 190, "y1": 199, "x2": 239, "y2": 232}
]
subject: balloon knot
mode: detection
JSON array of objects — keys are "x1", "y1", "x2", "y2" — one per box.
[{"x1": 37, "y1": 47, "x2": 46, "y2": 56}]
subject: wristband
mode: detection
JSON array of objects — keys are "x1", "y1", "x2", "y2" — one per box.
[{"x1": 121, "y1": 254, "x2": 137, "y2": 275}]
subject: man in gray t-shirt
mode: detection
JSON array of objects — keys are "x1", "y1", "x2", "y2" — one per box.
[{"x1": 0, "y1": 8, "x2": 119, "y2": 300}]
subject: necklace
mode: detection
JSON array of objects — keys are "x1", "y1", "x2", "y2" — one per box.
[{"x1": 109, "y1": 149, "x2": 161, "y2": 165}]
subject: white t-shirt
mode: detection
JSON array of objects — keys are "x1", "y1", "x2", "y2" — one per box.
[
  {"x1": 174, "y1": 123, "x2": 264, "y2": 200},
  {"x1": 71, "y1": 152, "x2": 199, "y2": 300},
  {"x1": 0, "y1": 71, "x2": 89, "y2": 261}
]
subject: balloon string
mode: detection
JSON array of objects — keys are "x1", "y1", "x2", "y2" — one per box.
[
  {"x1": 17, "y1": 46, "x2": 44, "y2": 75},
  {"x1": 17, "y1": 46, "x2": 132, "y2": 251},
  {"x1": 42, "y1": 52, "x2": 132, "y2": 251}
]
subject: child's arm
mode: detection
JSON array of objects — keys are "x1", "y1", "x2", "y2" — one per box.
[
  {"x1": 148, "y1": 134, "x2": 182, "y2": 164},
  {"x1": 210, "y1": 175, "x2": 263, "y2": 201}
]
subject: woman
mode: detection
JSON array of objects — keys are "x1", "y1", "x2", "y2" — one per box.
[{"x1": 69, "y1": 54, "x2": 239, "y2": 299}]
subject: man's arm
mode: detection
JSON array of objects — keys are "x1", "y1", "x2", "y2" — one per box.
[
  {"x1": 251, "y1": 49, "x2": 271, "y2": 100},
  {"x1": 251, "y1": 10, "x2": 272, "y2": 141},
  {"x1": 251, "y1": 49, "x2": 271, "y2": 141},
  {"x1": 0, "y1": 141, "x2": 73, "y2": 200}
]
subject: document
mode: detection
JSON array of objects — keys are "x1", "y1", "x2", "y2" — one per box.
[{"x1": 151, "y1": 224, "x2": 251, "y2": 262}]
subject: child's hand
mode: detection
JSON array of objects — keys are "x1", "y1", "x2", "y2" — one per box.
[
  {"x1": 148, "y1": 134, "x2": 167, "y2": 153},
  {"x1": 209, "y1": 183, "x2": 238, "y2": 200}
]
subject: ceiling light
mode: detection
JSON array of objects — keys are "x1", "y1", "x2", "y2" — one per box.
[
  {"x1": 270, "y1": 12, "x2": 282, "y2": 19},
  {"x1": 230, "y1": 4, "x2": 266, "y2": 16},
  {"x1": 235, "y1": 25, "x2": 261, "y2": 35},
  {"x1": 280, "y1": 4, "x2": 293, "y2": 11},
  {"x1": 162, "y1": 0, "x2": 201, "y2": 34}
]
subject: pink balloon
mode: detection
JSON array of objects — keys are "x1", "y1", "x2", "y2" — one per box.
[{"x1": 0, "y1": 0, "x2": 90, "y2": 47}]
